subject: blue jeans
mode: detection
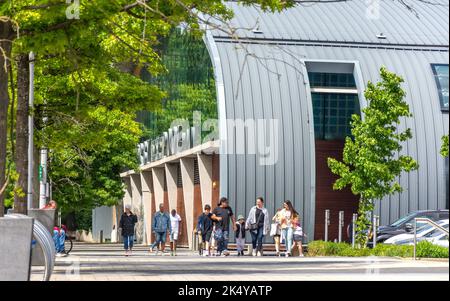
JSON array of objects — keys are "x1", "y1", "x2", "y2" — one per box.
[
  {"x1": 123, "y1": 235, "x2": 134, "y2": 250},
  {"x1": 250, "y1": 226, "x2": 264, "y2": 252},
  {"x1": 53, "y1": 229, "x2": 66, "y2": 253},
  {"x1": 151, "y1": 232, "x2": 167, "y2": 249},
  {"x1": 282, "y1": 227, "x2": 294, "y2": 254},
  {"x1": 215, "y1": 229, "x2": 229, "y2": 253}
]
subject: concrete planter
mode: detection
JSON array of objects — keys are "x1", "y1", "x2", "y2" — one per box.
[{"x1": 0, "y1": 217, "x2": 34, "y2": 281}]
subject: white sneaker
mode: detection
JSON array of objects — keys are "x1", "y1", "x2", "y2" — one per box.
[
  {"x1": 299, "y1": 254, "x2": 304, "y2": 257},
  {"x1": 155, "y1": 250, "x2": 159, "y2": 256},
  {"x1": 252, "y1": 250, "x2": 257, "y2": 257},
  {"x1": 257, "y1": 251, "x2": 262, "y2": 257}
]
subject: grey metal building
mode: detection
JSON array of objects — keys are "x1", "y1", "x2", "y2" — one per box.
[
  {"x1": 120, "y1": 0, "x2": 449, "y2": 246},
  {"x1": 203, "y1": 0, "x2": 449, "y2": 240}
]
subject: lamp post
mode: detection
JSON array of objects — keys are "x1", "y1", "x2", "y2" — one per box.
[
  {"x1": 27, "y1": 52, "x2": 34, "y2": 210},
  {"x1": 324, "y1": 209, "x2": 330, "y2": 242},
  {"x1": 338, "y1": 211, "x2": 344, "y2": 243}
]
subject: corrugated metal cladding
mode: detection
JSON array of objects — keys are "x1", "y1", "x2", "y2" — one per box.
[
  {"x1": 204, "y1": 1, "x2": 449, "y2": 240},
  {"x1": 215, "y1": 1, "x2": 449, "y2": 46}
]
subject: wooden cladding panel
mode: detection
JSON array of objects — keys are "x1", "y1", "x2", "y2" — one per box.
[{"x1": 314, "y1": 140, "x2": 359, "y2": 242}]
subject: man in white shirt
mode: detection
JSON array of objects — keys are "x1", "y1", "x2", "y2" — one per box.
[{"x1": 170, "y1": 209, "x2": 182, "y2": 256}]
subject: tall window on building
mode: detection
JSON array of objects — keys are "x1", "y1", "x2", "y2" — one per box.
[
  {"x1": 136, "y1": 28, "x2": 217, "y2": 141},
  {"x1": 308, "y1": 72, "x2": 361, "y2": 140},
  {"x1": 431, "y1": 64, "x2": 449, "y2": 111}
]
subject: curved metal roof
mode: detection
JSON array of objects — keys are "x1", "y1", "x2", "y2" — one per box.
[
  {"x1": 204, "y1": 1, "x2": 449, "y2": 239},
  {"x1": 212, "y1": 0, "x2": 449, "y2": 46}
]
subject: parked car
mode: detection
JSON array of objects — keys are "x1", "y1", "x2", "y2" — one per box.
[
  {"x1": 396, "y1": 224, "x2": 449, "y2": 247},
  {"x1": 430, "y1": 235, "x2": 449, "y2": 248},
  {"x1": 384, "y1": 219, "x2": 448, "y2": 245},
  {"x1": 368, "y1": 210, "x2": 449, "y2": 246},
  {"x1": 421, "y1": 226, "x2": 449, "y2": 248}
]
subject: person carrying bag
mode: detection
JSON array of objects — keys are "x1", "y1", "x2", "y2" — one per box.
[
  {"x1": 271, "y1": 208, "x2": 283, "y2": 256},
  {"x1": 245, "y1": 197, "x2": 270, "y2": 256}
]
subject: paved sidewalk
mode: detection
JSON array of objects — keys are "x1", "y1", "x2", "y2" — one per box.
[{"x1": 31, "y1": 243, "x2": 449, "y2": 281}]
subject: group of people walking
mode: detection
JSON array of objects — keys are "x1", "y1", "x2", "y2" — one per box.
[
  {"x1": 119, "y1": 197, "x2": 304, "y2": 257},
  {"x1": 196, "y1": 197, "x2": 304, "y2": 257},
  {"x1": 119, "y1": 203, "x2": 182, "y2": 256}
]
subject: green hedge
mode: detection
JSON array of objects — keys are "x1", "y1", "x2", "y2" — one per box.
[
  {"x1": 307, "y1": 240, "x2": 448, "y2": 258},
  {"x1": 415, "y1": 241, "x2": 449, "y2": 258}
]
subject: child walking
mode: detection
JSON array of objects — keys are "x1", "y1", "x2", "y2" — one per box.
[
  {"x1": 292, "y1": 216, "x2": 304, "y2": 257},
  {"x1": 197, "y1": 204, "x2": 214, "y2": 256},
  {"x1": 235, "y1": 215, "x2": 247, "y2": 256},
  {"x1": 271, "y1": 208, "x2": 283, "y2": 256}
]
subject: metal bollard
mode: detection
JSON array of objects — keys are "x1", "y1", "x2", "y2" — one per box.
[
  {"x1": 192, "y1": 230, "x2": 198, "y2": 252},
  {"x1": 352, "y1": 213, "x2": 357, "y2": 248},
  {"x1": 372, "y1": 215, "x2": 379, "y2": 248},
  {"x1": 338, "y1": 211, "x2": 344, "y2": 243},
  {"x1": 324, "y1": 210, "x2": 330, "y2": 242},
  {"x1": 413, "y1": 219, "x2": 417, "y2": 260},
  {"x1": 100, "y1": 230, "x2": 103, "y2": 244}
]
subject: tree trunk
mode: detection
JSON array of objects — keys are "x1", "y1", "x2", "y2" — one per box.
[
  {"x1": 0, "y1": 20, "x2": 14, "y2": 217},
  {"x1": 14, "y1": 54, "x2": 30, "y2": 214}
]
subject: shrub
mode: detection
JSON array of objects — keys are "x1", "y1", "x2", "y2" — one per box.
[
  {"x1": 306, "y1": 241, "x2": 329, "y2": 256},
  {"x1": 308, "y1": 241, "x2": 353, "y2": 256},
  {"x1": 372, "y1": 243, "x2": 413, "y2": 257},
  {"x1": 416, "y1": 241, "x2": 449, "y2": 259},
  {"x1": 306, "y1": 240, "x2": 448, "y2": 258}
]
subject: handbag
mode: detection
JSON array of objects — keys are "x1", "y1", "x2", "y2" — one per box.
[
  {"x1": 249, "y1": 223, "x2": 259, "y2": 231},
  {"x1": 270, "y1": 223, "x2": 280, "y2": 236}
]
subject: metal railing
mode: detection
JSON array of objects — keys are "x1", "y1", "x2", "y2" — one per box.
[{"x1": 413, "y1": 218, "x2": 449, "y2": 260}]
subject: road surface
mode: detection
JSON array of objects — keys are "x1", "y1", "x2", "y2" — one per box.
[{"x1": 31, "y1": 243, "x2": 449, "y2": 281}]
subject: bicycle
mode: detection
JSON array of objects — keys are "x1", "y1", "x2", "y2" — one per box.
[
  {"x1": 55, "y1": 225, "x2": 73, "y2": 255},
  {"x1": 64, "y1": 235, "x2": 73, "y2": 255}
]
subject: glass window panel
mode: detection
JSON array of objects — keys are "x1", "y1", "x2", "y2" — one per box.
[
  {"x1": 310, "y1": 76, "x2": 360, "y2": 140},
  {"x1": 308, "y1": 72, "x2": 357, "y2": 88},
  {"x1": 432, "y1": 64, "x2": 449, "y2": 110}
]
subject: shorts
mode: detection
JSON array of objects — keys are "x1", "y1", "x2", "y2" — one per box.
[
  {"x1": 202, "y1": 231, "x2": 212, "y2": 243},
  {"x1": 293, "y1": 234, "x2": 303, "y2": 242},
  {"x1": 170, "y1": 232, "x2": 179, "y2": 242}
]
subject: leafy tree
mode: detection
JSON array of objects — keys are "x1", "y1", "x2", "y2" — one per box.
[
  {"x1": 1, "y1": 0, "x2": 295, "y2": 217},
  {"x1": 328, "y1": 67, "x2": 419, "y2": 248},
  {"x1": 48, "y1": 107, "x2": 142, "y2": 212},
  {"x1": 441, "y1": 135, "x2": 449, "y2": 158}
]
